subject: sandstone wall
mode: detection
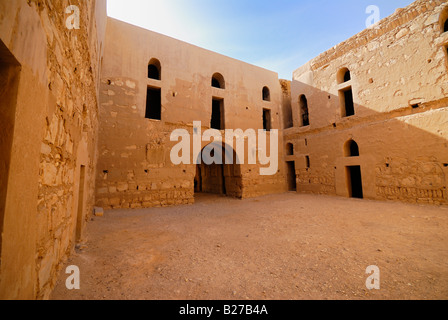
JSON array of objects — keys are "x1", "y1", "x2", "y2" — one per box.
[
  {"x1": 95, "y1": 18, "x2": 288, "y2": 210},
  {"x1": 0, "y1": 0, "x2": 106, "y2": 299},
  {"x1": 287, "y1": 0, "x2": 448, "y2": 205}
]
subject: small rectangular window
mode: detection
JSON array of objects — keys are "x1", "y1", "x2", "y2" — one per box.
[
  {"x1": 263, "y1": 108, "x2": 271, "y2": 131},
  {"x1": 211, "y1": 98, "x2": 224, "y2": 130},
  {"x1": 299, "y1": 95, "x2": 309, "y2": 127},
  {"x1": 145, "y1": 87, "x2": 161, "y2": 120},
  {"x1": 339, "y1": 87, "x2": 355, "y2": 117}
]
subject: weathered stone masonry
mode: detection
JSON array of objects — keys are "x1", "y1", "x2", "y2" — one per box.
[
  {"x1": 94, "y1": 18, "x2": 289, "y2": 210},
  {"x1": 0, "y1": 0, "x2": 448, "y2": 301},
  {"x1": 0, "y1": 0, "x2": 106, "y2": 299},
  {"x1": 287, "y1": 0, "x2": 448, "y2": 205}
]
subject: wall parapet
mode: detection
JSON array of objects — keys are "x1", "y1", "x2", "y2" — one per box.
[{"x1": 305, "y1": 0, "x2": 446, "y2": 72}]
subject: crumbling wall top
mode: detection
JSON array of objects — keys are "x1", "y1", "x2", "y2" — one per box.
[{"x1": 300, "y1": 0, "x2": 447, "y2": 73}]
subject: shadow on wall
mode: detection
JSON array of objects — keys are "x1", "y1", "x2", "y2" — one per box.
[
  {"x1": 0, "y1": 40, "x2": 21, "y2": 262},
  {"x1": 284, "y1": 79, "x2": 448, "y2": 205}
]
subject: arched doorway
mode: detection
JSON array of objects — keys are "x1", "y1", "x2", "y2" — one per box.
[
  {"x1": 194, "y1": 142, "x2": 242, "y2": 198},
  {"x1": 344, "y1": 139, "x2": 363, "y2": 199}
]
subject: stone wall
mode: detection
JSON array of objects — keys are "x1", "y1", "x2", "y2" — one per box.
[
  {"x1": 95, "y1": 18, "x2": 288, "y2": 210},
  {"x1": 3, "y1": 0, "x2": 446, "y2": 301},
  {"x1": 0, "y1": 0, "x2": 106, "y2": 299},
  {"x1": 287, "y1": 0, "x2": 448, "y2": 205},
  {"x1": 375, "y1": 157, "x2": 446, "y2": 204}
]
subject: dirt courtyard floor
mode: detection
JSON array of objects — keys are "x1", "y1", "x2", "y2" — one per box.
[{"x1": 51, "y1": 193, "x2": 448, "y2": 300}]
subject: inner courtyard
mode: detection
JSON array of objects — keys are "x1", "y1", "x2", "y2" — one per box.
[{"x1": 51, "y1": 193, "x2": 448, "y2": 300}]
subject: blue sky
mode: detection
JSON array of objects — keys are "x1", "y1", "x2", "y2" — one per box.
[{"x1": 107, "y1": 0, "x2": 415, "y2": 79}]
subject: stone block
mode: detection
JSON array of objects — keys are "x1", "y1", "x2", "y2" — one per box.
[{"x1": 94, "y1": 207, "x2": 104, "y2": 217}]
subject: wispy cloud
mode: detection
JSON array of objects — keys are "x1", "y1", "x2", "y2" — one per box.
[
  {"x1": 107, "y1": 0, "x2": 416, "y2": 80},
  {"x1": 253, "y1": 51, "x2": 308, "y2": 79},
  {"x1": 107, "y1": 0, "x2": 213, "y2": 45}
]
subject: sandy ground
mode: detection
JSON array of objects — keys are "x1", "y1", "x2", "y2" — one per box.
[{"x1": 51, "y1": 193, "x2": 448, "y2": 300}]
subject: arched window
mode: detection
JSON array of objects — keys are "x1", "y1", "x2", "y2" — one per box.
[
  {"x1": 262, "y1": 86, "x2": 270, "y2": 101},
  {"x1": 344, "y1": 139, "x2": 360, "y2": 157},
  {"x1": 299, "y1": 95, "x2": 309, "y2": 127},
  {"x1": 337, "y1": 67, "x2": 351, "y2": 84},
  {"x1": 344, "y1": 70, "x2": 351, "y2": 82},
  {"x1": 148, "y1": 58, "x2": 161, "y2": 80},
  {"x1": 211, "y1": 98, "x2": 224, "y2": 130},
  {"x1": 212, "y1": 73, "x2": 225, "y2": 89},
  {"x1": 286, "y1": 143, "x2": 294, "y2": 156}
]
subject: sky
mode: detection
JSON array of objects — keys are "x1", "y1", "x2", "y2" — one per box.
[{"x1": 107, "y1": 0, "x2": 415, "y2": 79}]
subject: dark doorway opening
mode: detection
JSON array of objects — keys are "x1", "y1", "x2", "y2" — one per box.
[
  {"x1": 76, "y1": 165, "x2": 86, "y2": 242},
  {"x1": 0, "y1": 40, "x2": 20, "y2": 262},
  {"x1": 221, "y1": 165, "x2": 227, "y2": 195},
  {"x1": 146, "y1": 87, "x2": 161, "y2": 120},
  {"x1": 287, "y1": 161, "x2": 297, "y2": 191},
  {"x1": 195, "y1": 163, "x2": 226, "y2": 195},
  {"x1": 211, "y1": 98, "x2": 224, "y2": 130},
  {"x1": 194, "y1": 166, "x2": 202, "y2": 193},
  {"x1": 195, "y1": 143, "x2": 242, "y2": 198},
  {"x1": 347, "y1": 166, "x2": 363, "y2": 199}
]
